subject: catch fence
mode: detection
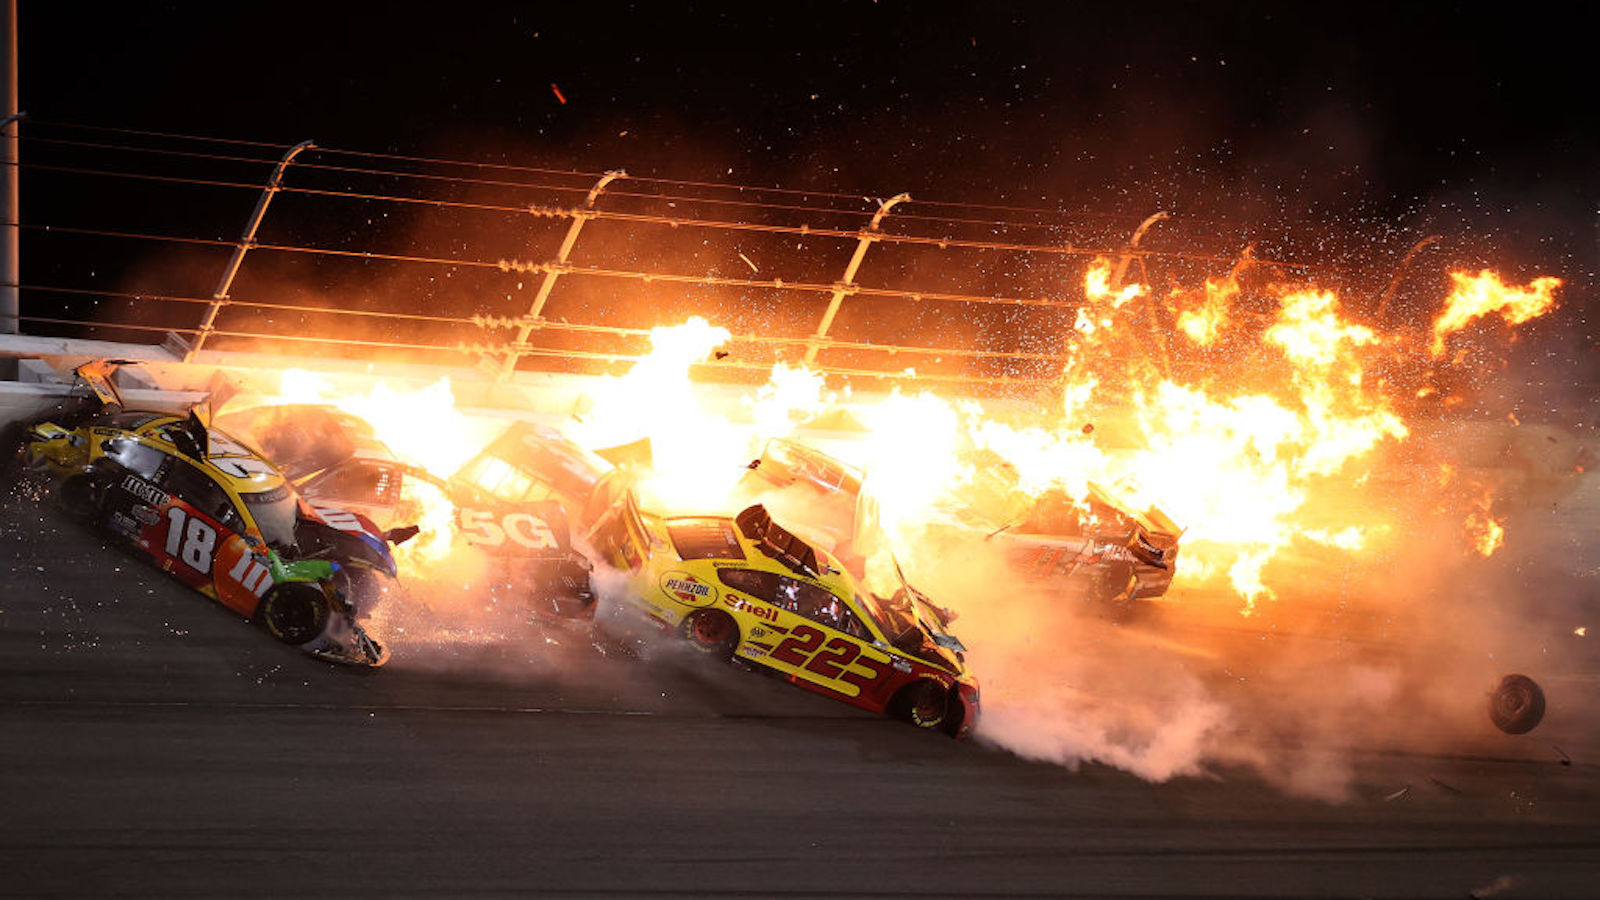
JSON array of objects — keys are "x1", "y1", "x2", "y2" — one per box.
[{"x1": 10, "y1": 120, "x2": 1404, "y2": 395}]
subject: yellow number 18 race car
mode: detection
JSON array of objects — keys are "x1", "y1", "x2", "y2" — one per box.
[
  {"x1": 620, "y1": 503, "x2": 980, "y2": 737},
  {"x1": 6, "y1": 362, "x2": 400, "y2": 667}
]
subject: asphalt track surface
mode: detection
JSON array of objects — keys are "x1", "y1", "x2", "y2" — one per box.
[{"x1": 3, "y1": 493, "x2": 1599, "y2": 899}]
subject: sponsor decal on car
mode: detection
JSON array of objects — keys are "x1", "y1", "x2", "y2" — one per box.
[
  {"x1": 121, "y1": 475, "x2": 170, "y2": 508},
  {"x1": 310, "y1": 504, "x2": 369, "y2": 535},
  {"x1": 724, "y1": 594, "x2": 779, "y2": 622},
  {"x1": 1094, "y1": 542, "x2": 1137, "y2": 563},
  {"x1": 660, "y1": 570, "x2": 717, "y2": 606},
  {"x1": 130, "y1": 504, "x2": 163, "y2": 525},
  {"x1": 109, "y1": 511, "x2": 140, "y2": 539}
]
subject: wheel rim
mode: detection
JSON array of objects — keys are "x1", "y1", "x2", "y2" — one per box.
[
  {"x1": 265, "y1": 588, "x2": 327, "y2": 645},
  {"x1": 908, "y1": 684, "x2": 946, "y2": 727},
  {"x1": 691, "y1": 613, "x2": 731, "y2": 647}
]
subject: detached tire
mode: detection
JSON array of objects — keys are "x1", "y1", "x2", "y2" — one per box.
[
  {"x1": 891, "y1": 680, "x2": 948, "y2": 730},
  {"x1": 257, "y1": 583, "x2": 331, "y2": 646},
  {"x1": 1489, "y1": 673, "x2": 1546, "y2": 735},
  {"x1": 681, "y1": 610, "x2": 738, "y2": 660}
]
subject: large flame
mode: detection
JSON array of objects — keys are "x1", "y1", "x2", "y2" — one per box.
[
  {"x1": 233, "y1": 258, "x2": 1560, "y2": 614},
  {"x1": 1430, "y1": 270, "x2": 1561, "y2": 357}
]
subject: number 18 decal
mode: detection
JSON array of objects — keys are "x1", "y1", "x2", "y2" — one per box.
[{"x1": 164, "y1": 507, "x2": 217, "y2": 573}]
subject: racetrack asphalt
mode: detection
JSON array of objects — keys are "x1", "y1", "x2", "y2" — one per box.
[{"x1": 2, "y1": 491, "x2": 1598, "y2": 899}]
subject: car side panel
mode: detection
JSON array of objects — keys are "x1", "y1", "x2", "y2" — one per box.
[
  {"x1": 104, "y1": 474, "x2": 230, "y2": 600},
  {"x1": 716, "y1": 583, "x2": 949, "y2": 715}
]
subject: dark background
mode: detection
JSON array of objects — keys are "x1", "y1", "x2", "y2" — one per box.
[
  {"x1": 12, "y1": 2, "x2": 1597, "y2": 387},
  {"x1": 24, "y1": 4, "x2": 1592, "y2": 216}
]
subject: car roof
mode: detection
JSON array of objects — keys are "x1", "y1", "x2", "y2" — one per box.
[
  {"x1": 666, "y1": 506, "x2": 857, "y2": 596},
  {"x1": 122, "y1": 415, "x2": 289, "y2": 495}
]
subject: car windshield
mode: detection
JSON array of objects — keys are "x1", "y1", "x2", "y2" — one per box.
[{"x1": 240, "y1": 484, "x2": 298, "y2": 549}]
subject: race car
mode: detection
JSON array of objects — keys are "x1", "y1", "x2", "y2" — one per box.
[
  {"x1": 9, "y1": 362, "x2": 397, "y2": 666},
  {"x1": 618, "y1": 501, "x2": 980, "y2": 737},
  {"x1": 952, "y1": 453, "x2": 1182, "y2": 611},
  {"x1": 214, "y1": 403, "x2": 409, "y2": 530},
  {"x1": 742, "y1": 437, "x2": 1181, "y2": 615},
  {"x1": 219, "y1": 411, "x2": 613, "y2": 622}
]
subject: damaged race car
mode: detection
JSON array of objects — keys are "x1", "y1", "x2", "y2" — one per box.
[
  {"x1": 616, "y1": 501, "x2": 980, "y2": 737},
  {"x1": 219, "y1": 411, "x2": 619, "y2": 622},
  {"x1": 741, "y1": 437, "x2": 1181, "y2": 616},
  {"x1": 9, "y1": 362, "x2": 399, "y2": 666}
]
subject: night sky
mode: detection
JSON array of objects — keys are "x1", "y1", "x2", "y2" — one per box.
[{"x1": 13, "y1": 2, "x2": 1597, "y2": 384}]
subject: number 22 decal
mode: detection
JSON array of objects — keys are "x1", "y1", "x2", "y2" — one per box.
[
  {"x1": 163, "y1": 507, "x2": 217, "y2": 573},
  {"x1": 770, "y1": 624, "x2": 891, "y2": 689}
]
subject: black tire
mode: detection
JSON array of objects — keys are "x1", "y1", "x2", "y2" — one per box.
[
  {"x1": 939, "y1": 700, "x2": 967, "y2": 738},
  {"x1": 891, "y1": 680, "x2": 948, "y2": 730},
  {"x1": 257, "y1": 583, "x2": 331, "y2": 646},
  {"x1": 1489, "y1": 673, "x2": 1546, "y2": 735},
  {"x1": 680, "y1": 610, "x2": 738, "y2": 660}
]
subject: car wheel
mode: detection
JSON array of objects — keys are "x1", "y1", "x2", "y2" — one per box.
[
  {"x1": 891, "y1": 680, "x2": 948, "y2": 729},
  {"x1": 1489, "y1": 673, "x2": 1545, "y2": 735},
  {"x1": 257, "y1": 583, "x2": 331, "y2": 646},
  {"x1": 681, "y1": 610, "x2": 738, "y2": 660}
]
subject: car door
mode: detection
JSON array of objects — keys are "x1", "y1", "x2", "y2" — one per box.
[
  {"x1": 718, "y1": 567, "x2": 894, "y2": 700},
  {"x1": 150, "y1": 459, "x2": 273, "y2": 614}
]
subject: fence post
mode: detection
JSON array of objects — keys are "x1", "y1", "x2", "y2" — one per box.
[
  {"x1": 802, "y1": 192, "x2": 909, "y2": 366},
  {"x1": 185, "y1": 139, "x2": 315, "y2": 361},
  {"x1": 498, "y1": 169, "x2": 625, "y2": 379},
  {"x1": 1375, "y1": 234, "x2": 1439, "y2": 324},
  {"x1": 2, "y1": 0, "x2": 21, "y2": 339},
  {"x1": 1109, "y1": 211, "x2": 1168, "y2": 289}
]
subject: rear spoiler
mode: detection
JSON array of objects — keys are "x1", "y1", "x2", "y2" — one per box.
[
  {"x1": 74, "y1": 359, "x2": 218, "y2": 460},
  {"x1": 72, "y1": 359, "x2": 128, "y2": 411}
]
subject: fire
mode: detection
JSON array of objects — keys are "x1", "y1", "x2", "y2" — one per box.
[
  {"x1": 271, "y1": 370, "x2": 493, "y2": 475},
  {"x1": 1174, "y1": 274, "x2": 1240, "y2": 346},
  {"x1": 568, "y1": 317, "x2": 761, "y2": 512},
  {"x1": 1430, "y1": 270, "x2": 1561, "y2": 357},
  {"x1": 231, "y1": 255, "x2": 1559, "y2": 616},
  {"x1": 1464, "y1": 488, "x2": 1506, "y2": 558},
  {"x1": 747, "y1": 362, "x2": 833, "y2": 439},
  {"x1": 255, "y1": 370, "x2": 498, "y2": 563},
  {"x1": 1084, "y1": 257, "x2": 1146, "y2": 309},
  {"x1": 780, "y1": 257, "x2": 1548, "y2": 611}
]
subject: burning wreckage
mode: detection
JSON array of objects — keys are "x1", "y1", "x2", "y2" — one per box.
[
  {"x1": 217, "y1": 398, "x2": 987, "y2": 736},
  {"x1": 738, "y1": 437, "x2": 1181, "y2": 617},
  {"x1": 218, "y1": 409, "x2": 635, "y2": 623},
  {"x1": 4, "y1": 245, "x2": 1571, "y2": 747}
]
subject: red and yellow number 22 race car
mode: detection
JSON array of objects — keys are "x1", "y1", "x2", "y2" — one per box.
[
  {"x1": 620, "y1": 502, "x2": 980, "y2": 737},
  {"x1": 5, "y1": 361, "x2": 407, "y2": 667}
]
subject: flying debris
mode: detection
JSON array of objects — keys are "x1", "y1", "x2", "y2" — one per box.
[{"x1": 1488, "y1": 673, "x2": 1546, "y2": 735}]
